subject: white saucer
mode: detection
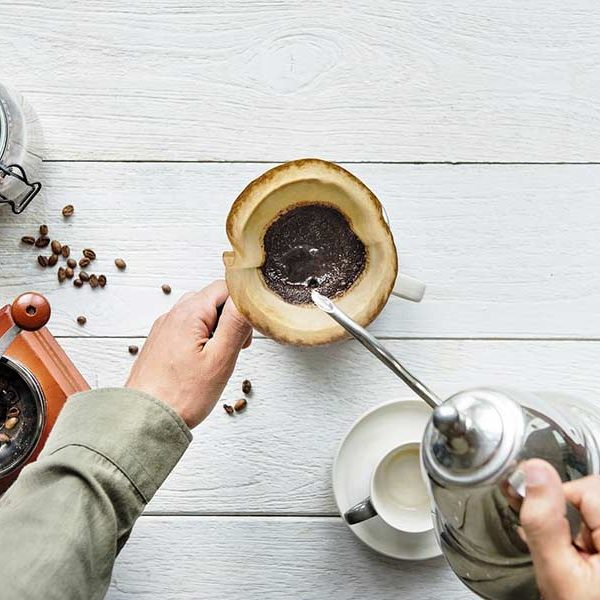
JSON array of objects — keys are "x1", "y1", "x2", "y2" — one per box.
[{"x1": 332, "y1": 398, "x2": 441, "y2": 560}]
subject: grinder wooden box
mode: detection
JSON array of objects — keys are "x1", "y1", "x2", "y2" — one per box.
[{"x1": 0, "y1": 298, "x2": 89, "y2": 492}]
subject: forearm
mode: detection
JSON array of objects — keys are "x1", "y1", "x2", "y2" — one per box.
[{"x1": 0, "y1": 388, "x2": 191, "y2": 600}]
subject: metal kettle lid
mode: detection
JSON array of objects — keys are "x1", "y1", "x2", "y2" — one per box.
[{"x1": 422, "y1": 388, "x2": 525, "y2": 486}]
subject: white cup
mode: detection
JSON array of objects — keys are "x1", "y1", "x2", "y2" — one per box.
[
  {"x1": 392, "y1": 273, "x2": 426, "y2": 303},
  {"x1": 381, "y1": 205, "x2": 426, "y2": 303},
  {"x1": 344, "y1": 442, "x2": 433, "y2": 534}
]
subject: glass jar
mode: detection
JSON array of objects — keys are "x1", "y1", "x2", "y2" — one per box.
[{"x1": 0, "y1": 82, "x2": 43, "y2": 214}]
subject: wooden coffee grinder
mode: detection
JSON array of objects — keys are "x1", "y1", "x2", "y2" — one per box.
[{"x1": 0, "y1": 292, "x2": 88, "y2": 492}]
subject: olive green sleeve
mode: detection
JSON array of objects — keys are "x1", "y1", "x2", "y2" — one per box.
[{"x1": 0, "y1": 388, "x2": 191, "y2": 600}]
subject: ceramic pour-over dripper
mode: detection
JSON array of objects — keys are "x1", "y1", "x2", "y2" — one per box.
[{"x1": 310, "y1": 290, "x2": 440, "y2": 409}]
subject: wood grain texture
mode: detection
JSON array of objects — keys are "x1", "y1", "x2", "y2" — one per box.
[
  {"x1": 2, "y1": 162, "x2": 600, "y2": 339},
  {"x1": 108, "y1": 516, "x2": 475, "y2": 599},
  {"x1": 2, "y1": 1, "x2": 600, "y2": 161},
  {"x1": 59, "y1": 336, "x2": 600, "y2": 513}
]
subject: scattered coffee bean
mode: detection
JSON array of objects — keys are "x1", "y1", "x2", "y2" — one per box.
[
  {"x1": 4, "y1": 417, "x2": 18, "y2": 430},
  {"x1": 79, "y1": 271, "x2": 90, "y2": 282},
  {"x1": 6, "y1": 406, "x2": 19, "y2": 418},
  {"x1": 115, "y1": 258, "x2": 126, "y2": 270},
  {"x1": 65, "y1": 267, "x2": 74, "y2": 279},
  {"x1": 51, "y1": 240, "x2": 62, "y2": 255},
  {"x1": 62, "y1": 204, "x2": 74, "y2": 217},
  {"x1": 73, "y1": 278, "x2": 83, "y2": 288},
  {"x1": 67, "y1": 258, "x2": 77, "y2": 269},
  {"x1": 79, "y1": 257, "x2": 91, "y2": 268},
  {"x1": 242, "y1": 379, "x2": 252, "y2": 394},
  {"x1": 128, "y1": 345, "x2": 139, "y2": 355},
  {"x1": 161, "y1": 284, "x2": 172, "y2": 295},
  {"x1": 21, "y1": 235, "x2": 35, "y2": 245},
  {"x1": 223, "y1": 404, "x2": 234, "y2": 415},
  {"x1": 98, "y1": 274, "x2": 107, "y2": 288},
  {"x1": 35, "y1": 236, "x2": 50, "y2": 248},
  {"x1": 89, "y1": 274, "x2": 99, "y2": 288},
  {"x1": 0, "y1": 433, "x2": 10, "y2": 444},
  {"x1": 58, "y1": 267, "x2": 67, "y2": 282},
  {"x1": 61, "y1": 245, "x2": 70, "y2": 258},
  {"x1": 48, "y1": 253, "x2": 58, "y2": 267},
  {"x1": 76, "y1": 315, "x2": 87, "y2": 326},
  {"x1": 83, "y1": 248, "x2": 96, "y2": 260},
  {"x1": 37, "y1": 255, "x2": 48, "y2": 267},
  {"x1": 39, "y1": 224, "x2": 48, "y2": 236},
  {"x1": 234, "y1": 398, "x2": 247, "y2": 412}
]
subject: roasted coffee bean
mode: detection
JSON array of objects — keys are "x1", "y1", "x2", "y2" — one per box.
[
  {"x1": 77, "y1": 315, "x2": 87, "y2": 326},
  {"x1": 242, "y1": 379, "x2": 252, "y2": 394},
  {"x1": 79, "y1": 271, "x2": 90, "y2": 282},
  {"x1": 234, "y1": 398, "x2": 247, "y2": 412},
  {"x1": 51, "y1": 240, "x2": 62, "y2": 255},
  {"x1": 115, "y1": 258, "x2": 126, "y2": 270},
  {"x1": 65, "y1": 267, "x2": 74, "y2": 279},
  {"x1": 21, "y1": 235, "x2": 35, "y2": 245},
  {"x1": 58, "y1": 267, "x2": 67, "y2": 282},
  {"x1": 83, "y1": 248, "x2": 96, "y2": 260},
  {"x1": 223, "y1": 404, "x2": 234, "y2": 416},
  {"x1": 48, "y1": 253, "x2": 58, "y2": 267},
  {"x1": 128, "y1": 345, "x2": 139, "y2": 355},
  {"x1": 98, "y1": 274, "x2": 107, "y2": 288},
  {"x1": 3, "y1": 389, "x2": 16, "y2": 404},
  {"x1": 62, "y1": 204, "x2": 74, "y2": 217},
  {"x1": 67, "y1": 258, "x2": 77, "y2": 269},
  {"x1": 61, "y1": 245, "x2": 70, "y2": 258},
  {"x1": 4, "y1": 417, "x2": 18, "y2": 430},
  {"x1": 73, "y1": 278, "x2": 83, "y2": 288},
  {"x1": 39, "y1": 224, "x2": 48, "y2": 236},
  {"x1": 89, "y1": 274, "x2": 99, "y2": 288},
  {"x1": 0, "y1": 433, "x2": 10, "y2": 444},
  {"x1": 37, "y1": 255, "x2": 48, "y2": 267},
  {"x1": 35, "y1": 236, "x2": 50, "y2": 248},
  {"x1": 6, "y1": 407, "x2": 19, "y2": 418},
  {"x1": 79, "y1": 257, "x2": 91, "y2": 268},
  {"x1": 161, "y1": 284, "x2": 172, "y2": 295}
]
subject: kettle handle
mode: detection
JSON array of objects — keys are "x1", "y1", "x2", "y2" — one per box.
[
  {"x1": 10, "y1": 292, "x2": 51, "y2": 331},
  {"x1": 344, "y1": 497, "x2": 377, "y2": 525}
]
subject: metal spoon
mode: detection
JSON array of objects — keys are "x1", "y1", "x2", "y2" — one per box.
[{"x1": 310, "y1": 290, "x2": 441, "y2": 409}]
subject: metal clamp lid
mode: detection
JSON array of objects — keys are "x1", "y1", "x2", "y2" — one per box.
[
  {"x1": 0, "y1": 162, "x2": 42, "y2": 214},
  {"x1": 422, "y1": 388, "x2": 525, "y2": 486}
]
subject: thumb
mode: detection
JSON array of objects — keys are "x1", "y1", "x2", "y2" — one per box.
[
  {"x1": 519, "y1": 459, "x2": 580, "y2": 587},
  {"x1": 208, "y1": 298, "x2": 252, "y2": 364}
]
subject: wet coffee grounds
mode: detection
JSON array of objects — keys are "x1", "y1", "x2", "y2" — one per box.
[{"x1": 261, "y1": 204, "x2": 366, "y2": 304}]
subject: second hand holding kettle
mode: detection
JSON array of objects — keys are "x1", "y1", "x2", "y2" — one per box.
[{"x1": 312, "y1": 290, "x2": 600, "y2": 600}]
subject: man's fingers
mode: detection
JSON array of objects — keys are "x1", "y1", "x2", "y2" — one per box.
[
  {"x1": 242, "y1": 330, "x2": 253, "y2": 349},
  {"x1": 564, "y1": 476, "x2": 600, "y2": 551},
  {"x1": 174, "y1": 281, "x2": 229, "y2": 332},
  {"x1": 519, "y1": 460, "x2": 581, "y2": 589},
  {"x1": 208, "y1": 298, "x2": 252, "y2": 363}
]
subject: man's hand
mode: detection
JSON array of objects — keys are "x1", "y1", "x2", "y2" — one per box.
[
  {"x1": 519, "y1": 459, "x2": 600, "y2": 600},
  {"x1": 126, "y1": 280, "x2": 252, "y2": 429}
]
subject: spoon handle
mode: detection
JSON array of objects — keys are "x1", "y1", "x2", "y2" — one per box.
[{"x1": 311, "y1": 291, "x2": 441, "y2": 409}]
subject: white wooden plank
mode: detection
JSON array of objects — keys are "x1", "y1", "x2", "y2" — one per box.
[
  {"x1": 2, "y1": 1, "x2": 600, "y2": 161},
  {"x1": 59, "y1": 336, "x2": 600, "y2": 513},
  {"x1": 2, "y1": 162, "x2": 600, "y2": 338},
  {"x1": 108, "y1": 516, "x2": 474, "y2": 600}
]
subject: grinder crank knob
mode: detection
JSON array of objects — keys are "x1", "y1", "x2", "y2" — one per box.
[{"x1": 10, "y1": 292, "x2": 51, "y2": 331}]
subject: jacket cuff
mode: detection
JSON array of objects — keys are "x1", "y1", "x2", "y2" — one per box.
[{"x1": 41, "y1": 388, "x2": 192, "y2": 503}]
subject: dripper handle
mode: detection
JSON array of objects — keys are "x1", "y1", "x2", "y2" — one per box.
[{"x1": 10, "y1": 292, "x2": 51, "y2": 331}]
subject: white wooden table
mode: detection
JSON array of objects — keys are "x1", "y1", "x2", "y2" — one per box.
[{"x1": 2, "y1": 2, "x2": 600, "y2": 598}]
